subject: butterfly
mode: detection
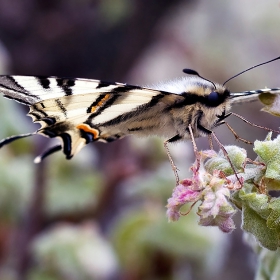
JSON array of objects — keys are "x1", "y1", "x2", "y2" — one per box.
[{"x1": 0, "y1": 58, "x2": 279, "y2": 184}]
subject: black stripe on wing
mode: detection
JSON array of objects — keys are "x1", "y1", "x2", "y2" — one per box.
[
  {"x1": 96, "y1": 80, "x2": 117, "y2": 89},
  {"x1": 56, "y1": 78, "x2": 75, "y2": 96},
  {"x1": 55, "y1": 99, "x2": 68, "y2": 118},
  {"x1": 87, "y1": 93, "x2": 121, "y2": 121},
  {"x1": 99, "y1": 92, "x2": 166, "y2": 127},
  {"x1": 0, "y1": 76, "x2": 41, "y2": 104},
  {"x1": 36, "y1": 76, "x2": 51, "y2": 89}
]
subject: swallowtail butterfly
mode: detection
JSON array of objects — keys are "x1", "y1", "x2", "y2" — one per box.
[{"x1": 0, "y1": 58, "x2": 279, "y2": 183}]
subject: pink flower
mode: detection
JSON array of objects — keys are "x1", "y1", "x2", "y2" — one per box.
[
  {"x1": 166, "y1": 182, "x2": 201, "y2": 221},
  {"x1": 166, "y1": 151, "x2": 238, "y2": 233}
]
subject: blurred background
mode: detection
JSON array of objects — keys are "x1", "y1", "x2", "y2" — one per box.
[{"x1": 0, "y1": 0, "x2": 279, "y2": 279}]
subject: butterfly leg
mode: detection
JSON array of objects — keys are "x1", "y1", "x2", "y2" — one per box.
[
  {"x1": 197, "y1": 122, "x2": 243, "y2": 186},
  {"x1": 187, "y1": 125, "x2": 202, "y2": 171},
  {"x1": 208, "y1": 134, "x2": 214, "y2": 150},
  {"x1": 211, "y1": 132, "x2": 243, "y2": 186},
  {"x1": 187, "y1": 125, "x2": 198, "y2": 153},
  {"x1": 231, "y1": 112, "x2": 280, "y2": 134},
  {"x1": 164, "y1": 134, "x2": 182, "y2": 185},
  {"x1": 224, "y1": 121, "x2": 252, "y2": 144}
]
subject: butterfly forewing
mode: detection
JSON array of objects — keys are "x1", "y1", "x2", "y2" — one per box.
[{"x1": 0, "y1": 75, "x2": 183, "y2": 159}]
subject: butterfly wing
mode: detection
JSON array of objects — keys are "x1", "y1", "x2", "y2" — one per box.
[
  {"x1": 0, "y1": 76, "x2": 183, "y2": 159},
  {"x1": 230, "y1": 88, "x2": 280, "y2": 104}
]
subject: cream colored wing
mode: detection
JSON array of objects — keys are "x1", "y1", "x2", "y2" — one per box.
[{"x1": 0, "y1": 75, "x2": 182, "y2": 160}]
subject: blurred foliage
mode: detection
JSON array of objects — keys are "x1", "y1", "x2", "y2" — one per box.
[
  {"x1": 30, "y1": 222, "x2": 118, "y2": 280},
  {"x1": 0, "y1": 155, "x2": 33, "y2": 223},
  {"x1": 100, "y1": 0, "x2": 133, "y2": 26},
  {"x1": 46, "y1": 154, "x2": 102, "y2": 217},
  {"x1": 112, "y1": 207, "x2": 228, "y2": 279},
  {"x1": 244, "y1": 233, "x2": 280, "y2": 280}
]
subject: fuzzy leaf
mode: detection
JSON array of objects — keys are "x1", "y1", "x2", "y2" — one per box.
[
  {"x1": 242, "y1": 204, "x2": 278, "y2": 251},
  {"x1": 205, "y1": 145, "x2": 246, "y2": 175},
  {"x1": 267, "y1": 198, "x2": 280, "y2": 230},
  {"x1": 238, "y1": 189, "x2": 271, "y2": 219},
  {"x1": 204, "y1": 157, "x2": 232, "y2": 175},
  {"x1": 237, "y1": 189, "x2": 280, "y2": 250},
  {"x1": 221, "y1": 146, "x2": 247, "y2": 170},
  {"x1": 254, "y1": 135, "x2": 280, "y2": 190}
]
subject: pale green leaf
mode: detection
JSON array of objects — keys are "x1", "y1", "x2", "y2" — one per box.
[{"x1": 242, "y1": 205, "x2": 278, "y2": 251}]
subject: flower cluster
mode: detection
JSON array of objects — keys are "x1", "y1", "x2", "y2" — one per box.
[{"x1": 166, "y1": 150, "x2": 240, "y2": 233}]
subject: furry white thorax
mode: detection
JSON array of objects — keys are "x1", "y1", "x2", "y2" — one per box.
[{"x1": 149, "y1": 76, "x2": 216, "y2": 94}]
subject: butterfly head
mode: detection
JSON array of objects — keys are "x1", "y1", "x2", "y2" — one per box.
[
  {"x1": 182, "y1": 68, "x2": 231, "y2": 110},
  {"x1": 182, "y1": 68, "x2": 231, "y2": 103},
  {"x1": 171, "y1": 70, "x2": 232, "y2": 137},
  {"x1": 197, "y1": 84, "x2": 232, "y2": 132}
]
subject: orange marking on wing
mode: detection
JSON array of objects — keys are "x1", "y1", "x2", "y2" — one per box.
[
  {"x1": 76, "y1": 124, "x2": 99, "y2": 139},
  {"x1": 91, "y1": 94, "x2": 111, "y2": 113}
]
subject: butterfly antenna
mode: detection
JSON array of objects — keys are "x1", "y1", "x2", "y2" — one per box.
[
  {"x1": 223, "y1": 56, "x2": 280, "y2": 86},
  {"x1": 183, "y1": 69, "x2": 217, "y2": 90}
]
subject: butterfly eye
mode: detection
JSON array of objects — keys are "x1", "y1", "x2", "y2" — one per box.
[{"x1": 207, "y1": 91, "x2": 220, "y2": 106}]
